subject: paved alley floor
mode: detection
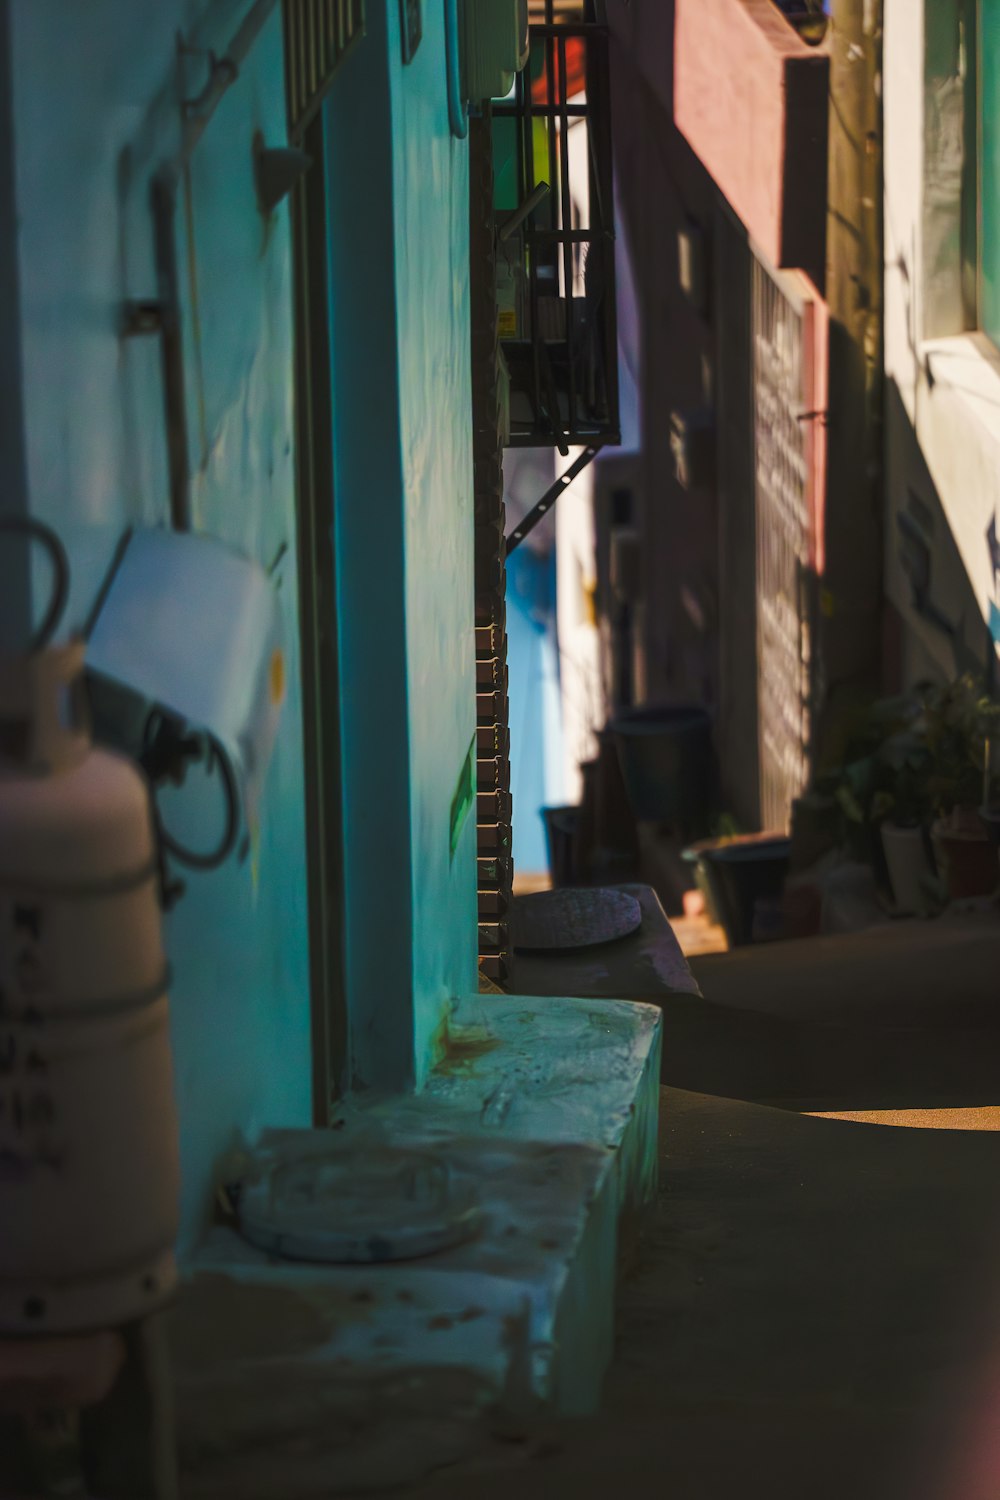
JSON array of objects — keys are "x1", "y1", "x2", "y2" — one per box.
[{"x1": 402, "y1": 1086, "x2": 1000, "y2": 1500}]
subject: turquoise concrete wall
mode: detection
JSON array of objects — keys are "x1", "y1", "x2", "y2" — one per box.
[
  {"x1": 326, "y1": 3, "x2": 477, "y2": 1088},
  {"x1": 982, "y1": 0, "x2": 1000, "y2": 344},
  {"x1": 2, "y1": 0, "x2": 478, "y2": 1240},
  {"x1": 324, "y1": 5, "x2": 416, "y2": 1089},
  {"x1": 388, "y1": 1, "x2": 479, "y2": 1077},
  {"x1": 4, "y1": 0, "x2": 312, "y2": 1249}
]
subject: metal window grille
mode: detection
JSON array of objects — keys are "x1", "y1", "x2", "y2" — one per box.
[
  {"x1": 283, "y1": 0, "x2": 365, "y2": 142},
  {"x1": 494, "y1": 0, "x2": 619, "y2": 449},
  {"x1": 751, "y1": 255, "x2": 815, "y2": 832}
]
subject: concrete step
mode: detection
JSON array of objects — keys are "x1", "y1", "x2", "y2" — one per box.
[{"x1": 172, "y1": 994, "x2": 662, "y2": 1499}]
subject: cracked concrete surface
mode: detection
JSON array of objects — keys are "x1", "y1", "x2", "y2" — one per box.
[
  {"x1": 407, "y1": 917, "x2": 1000, "y2": 1500},
  {"x1": 406, "y1": 1086, "x2": 1000, "y2": 1500}
]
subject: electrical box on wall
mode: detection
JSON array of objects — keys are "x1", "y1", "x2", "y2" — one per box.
[{"x1": 462, "y1": 0, "x2": 529, "y2": 102}]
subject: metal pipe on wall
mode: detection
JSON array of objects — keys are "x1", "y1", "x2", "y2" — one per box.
[{"x1": 148, "y1": 0, "x2": 281, "y2": 531}]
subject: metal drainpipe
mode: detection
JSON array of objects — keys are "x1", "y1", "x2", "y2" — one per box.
[
  {"x1": 444, "y1": 0, "x2": 469, "y2": 138},
  {"x1": 151, "y1": 172, "x2": 191, "y2": 533},
  {"x1": 148, "y1": 0, "x2": 281, "y2": 530}
]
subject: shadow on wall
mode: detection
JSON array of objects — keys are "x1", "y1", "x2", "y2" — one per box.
[
  {"x1": 606, "y1": 12, "x2": 722, "y2": 714},
  {"x1": 883, "y1": 378, "x2": 996, "y2": 691}
]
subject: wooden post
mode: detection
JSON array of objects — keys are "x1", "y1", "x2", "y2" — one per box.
[
  {"x1": 819, "y1": 0, "x2": 885, "y2": 765},
  {"x1": 81, "y1": 1316, "x2": 179, "y2": 1500}
]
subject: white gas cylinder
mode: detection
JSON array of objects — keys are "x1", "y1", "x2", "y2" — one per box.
[{"x1": 0, "y1": 639, "x2": 180, "y2": 1334}]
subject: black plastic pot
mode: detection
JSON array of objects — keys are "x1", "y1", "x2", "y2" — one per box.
[
  {"x1": 609, "y1": 703, "x2": 715, "y2": 834},
  {"x1": 542, "y1": 805, "x2": 579, "y2": 889},
  {"x1": 700, "y1": 836, "x2": 791, "y2": 949},
  {"x1": 979, "y1": 805, "x2": 1000, "y2": 850}
]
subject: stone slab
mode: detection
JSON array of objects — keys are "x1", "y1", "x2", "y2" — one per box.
[
  {"x1": 512, "y1": 884, "x2": 701, "y2": 1006},
  {"x1": 172, "y1": 994, "x2": 662, "y2": 1497}
]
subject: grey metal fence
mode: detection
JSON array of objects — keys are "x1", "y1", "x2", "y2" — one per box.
[{"x1": 751, "y1": 255, "x2": 814, "y2": 832}]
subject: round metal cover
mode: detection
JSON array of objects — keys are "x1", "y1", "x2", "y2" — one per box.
[
  {"x1": 512, "y1": 887, "x2": 643, "y2": 952},
  {"x1": 237, "y1": 1145, "x2": 482, "y2": 1265}
]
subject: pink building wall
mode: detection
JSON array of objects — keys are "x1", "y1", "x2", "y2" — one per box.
[{"x1": 674, "y1": 0, "x2": 829, "y2": 281}]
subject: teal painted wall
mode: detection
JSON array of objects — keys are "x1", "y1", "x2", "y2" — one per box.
[
  {"x1": 982, "y1": 0, "x2": 1000, "y2": 344},
  {"x1": 388, "y1": 1, "x2": 479, "y2": 1078},
  {"x1": 326, "y1": 2, "x2": 477, "y2": 1089},
  {"x1": 1, "y1": 0, "x2": 479, "y2": 1245},
  {"x1": 324, "y1": 4, "x2": 416, "y2": 1089},
  {"x1": 4, "y1": 0, "x2": 312, "y2": 1249}
]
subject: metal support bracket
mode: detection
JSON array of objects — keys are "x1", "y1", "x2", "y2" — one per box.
[
  {"x1": 505, "y1": 444, "x2": 602, "y2": 555},
  {"x1": 121, "y1": 300, "x2": 165, "y2": 337},
  {"x1": 181, "y1": 49, "x2": 239, "y2": 122}
]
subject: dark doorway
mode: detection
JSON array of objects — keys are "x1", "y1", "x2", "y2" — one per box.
[{"x1": 290, "y1": 111, "x2": 346, "y2": 1119}]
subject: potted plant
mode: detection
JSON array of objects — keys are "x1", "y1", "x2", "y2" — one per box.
[
  {"x1": 873, "y1": 765, "x2": 936, "y2": 916},
  {"x1": 931, "y1": 804, "x2": 998, "y2": 900},
  {"x1": 821, "y1": 692, "x2": 936, "y2": 914},
  {"x1": 822, "y1": 695, "x2": 915, "y2": 898},
  {"x1": 868, "y1": 699, "x2": 940, "y2": 914},
  {"x1": 689, "y1": 825, "x2": 792, "y2": 949},
  {"x1": 922, "y1": 677, "x2": 1000, "y2": 901}
]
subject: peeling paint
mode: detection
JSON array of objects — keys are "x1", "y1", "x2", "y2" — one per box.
[
  {"x1": 325, "y1": 0, "x2": 476, "y2": 1091},
  {"x1": 173, "y1": 995, "x2": 661, "y2": 1495},
  {"x1": 5, "y1": 0, "x2": 312, "y2": 1249}
]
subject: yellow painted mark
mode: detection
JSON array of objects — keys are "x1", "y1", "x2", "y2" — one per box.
[
  {"x1": 449, "y1": 735, "x2": 476, "y2": 862},
  {"x1": 808, "y1": 1107, "x2": 1000, "y2": 1132},
  {"x1": 432, "y1": 1003, "x2": 502, "y2": 1076},
  {"x1": 584, "y1": 580, "x2": 598, "y2": 627},
  {"x1": 269, "y1": 648, "x2": 286, "y2": 706},
  {"x1": 250, "y1": 821, "x2": 261, "y2": 898}
]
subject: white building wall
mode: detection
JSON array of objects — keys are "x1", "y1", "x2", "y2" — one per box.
[{"x1": 884, "y1": 0, "x2": 1000, "y2": 683}]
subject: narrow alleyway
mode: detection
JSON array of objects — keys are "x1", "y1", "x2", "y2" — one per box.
[
  {"x1": 402, "y1": 919, "x2": 1000, "y2": 1500},
  {"x1": 403, "y1": 1094, "x2": 1000, "y2": 1500}
]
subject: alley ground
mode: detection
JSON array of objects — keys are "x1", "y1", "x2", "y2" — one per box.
[{"x1": 401, "y1": 913, "x2": 1000, "y2": 1500}]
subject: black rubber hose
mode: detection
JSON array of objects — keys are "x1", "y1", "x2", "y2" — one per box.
[
  {"x1": 143, "y1": 712, "x2": 240, "y2": 872},
  {"x1": 0, "y1": 515, "x2": 70, "y2": 652}
]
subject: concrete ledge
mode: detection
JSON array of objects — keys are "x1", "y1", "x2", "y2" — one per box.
[
  {"x1": 513, "y1": 884, "x2": 701, "y2": 1008},
  {"x1": 172, "y1": 995, "x2": 661, "y2": 1497},
  {"x1": 691, "y1": 909, "x2": 1000, "y2": 1027}
]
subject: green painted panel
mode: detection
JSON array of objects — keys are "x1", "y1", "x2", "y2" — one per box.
[
  {"x1": 449, "y1": 735, "x2": 476, "y2": 862},
  {"x1": 981, "y1": 0, "x2": 1000, "y2": 340}
]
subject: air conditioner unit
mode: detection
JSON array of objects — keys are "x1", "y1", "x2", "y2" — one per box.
[{"x1": 462, "y1": 0, "x2": 529, "y2": 103}]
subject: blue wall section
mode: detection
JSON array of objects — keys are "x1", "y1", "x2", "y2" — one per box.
[
  {"x1": 387, "y1": 1, "x2": 479, "y2": 1079},
  {"x1": 6, "y1": 0, "x2": 312, "y2": 1249},
  {"x1": 324, "y1": 5, "x2": 417, "y2": 1091},
  {"x1": 507, "y1": 546, "x2": 563, "y2": 873}
]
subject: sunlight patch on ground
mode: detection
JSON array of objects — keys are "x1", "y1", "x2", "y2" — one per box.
[{"x1": 807, "y1": 1107, "x2": 1000, "y2": 1131}]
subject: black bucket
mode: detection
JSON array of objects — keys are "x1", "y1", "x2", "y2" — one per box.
[
  {"x1": 542, "y1": 805, "x2": 579, "y2": 888},
  {"x1": 609, "y1": 703, "x2": 714, "y2": 833},
  {"x1": 700, "y1": 837, "x2": 791, "y2": 948}
]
